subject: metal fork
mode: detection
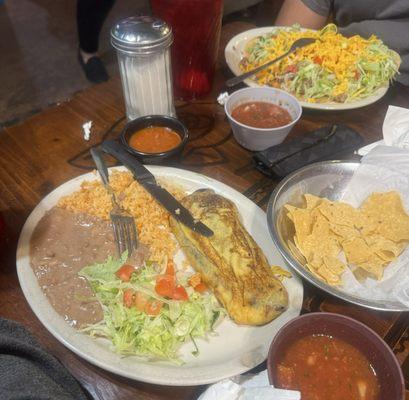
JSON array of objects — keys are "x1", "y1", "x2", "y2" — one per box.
[
  {"x1": 90, "y1": 147, "x2": 138, "y2": 256},
  {"x1": 226, "y1": 37, "x2": 317, "y2": 87}
]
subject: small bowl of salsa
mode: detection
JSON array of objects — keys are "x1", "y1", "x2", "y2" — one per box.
[
  {"x1": 120, "y1": 115, "x2": 188, "y2": 164},
  {"x1": 224, "y1": 87, "x2": 302, "y2": 151},
  {"x1": 267, "y1": 312, "x2": 405, "y2": 400}
]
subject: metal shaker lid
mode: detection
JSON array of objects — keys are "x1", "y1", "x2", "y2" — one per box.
[{"x1": 111, "y1": 16, "x2": 173, "y2": 54}]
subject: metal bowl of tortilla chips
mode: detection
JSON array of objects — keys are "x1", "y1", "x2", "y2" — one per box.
[{"x1": 267, "y1": 160, "x2": 409, "y2": 311}]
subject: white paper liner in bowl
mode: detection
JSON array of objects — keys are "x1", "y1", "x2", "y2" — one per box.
[{"x1": 339, "y1": 145, "x2": 409, "y2": 307}]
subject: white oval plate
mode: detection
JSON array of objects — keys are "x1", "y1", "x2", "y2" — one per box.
[
  {"x1": 225, "y1": 27, "x2": 388, "y2": 111},
  {"x1": 16, "y1": 166, "x2": 303, "y2": 386}
]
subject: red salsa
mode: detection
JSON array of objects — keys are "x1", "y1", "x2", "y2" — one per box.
[
  {"x1": 129, "y1": 126, "x2": 181, "y2": 153},
  {"x1": 276, "y1": 335, "x2": 380, "y2": 400},
  {"x1": 231, "y1": 101, "x2": 292, "y2": 129}
]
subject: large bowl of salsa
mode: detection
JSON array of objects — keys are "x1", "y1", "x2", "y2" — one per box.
[
  {"x1": 224, "y1": 87, "x2": 302, "y2": 151},
  {"x1": 267, "y1": 312, "x2": 404, "y2": 400}
]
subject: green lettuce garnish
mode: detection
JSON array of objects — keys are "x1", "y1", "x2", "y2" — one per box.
[{"x1": 79, "y1": 254, "x2": 223, "y2": 363}]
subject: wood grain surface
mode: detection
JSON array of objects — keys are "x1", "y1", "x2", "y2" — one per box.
[{"x1": 0, "y1": 22, "x2": 408, "y2": 400}]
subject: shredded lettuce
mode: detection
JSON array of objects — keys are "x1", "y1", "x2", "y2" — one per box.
[
  {"x1": 79, "y1": 255, "x2": 223, "y2": 363},
  {"x1": 80, "y1": 252, "x2": 128, "y2": 284}
]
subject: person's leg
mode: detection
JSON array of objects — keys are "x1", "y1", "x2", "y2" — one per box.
[
  {"x1": 77, "y1": 0, "x2": 115, "y2": 83},
  {"x1": 0, "y1": 318, "x2": 90, "y2": 400},
  {"x1": 77, "y1": 0, "x2": 115, "y2": 56}
]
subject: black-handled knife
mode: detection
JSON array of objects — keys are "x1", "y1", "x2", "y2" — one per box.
[
  {"x1": 101, "y1": 140, "x2": 214, "y2": 237},
  {"x1": 90, "y1": 147, "x2": 110, "y2": 186}
]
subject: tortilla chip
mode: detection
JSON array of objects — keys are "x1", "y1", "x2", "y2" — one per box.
[
  {"x1": 304, "y1": 194, "x2": 325, "y2": 209},
  {"x1": 294, "y1": 235, "x2": 310, "y2": 260},
  {"x1": 297, "y1": 214, "x2": 341, "y2": 262},
  {"x1": 353, "y1": 267, "x2": 372, "y2": 282},
  {"x1": 355, "y1": 255, "x2": 386, "y2": 281},
  {"x1": 323, "y1": 256, "x2": 347, "y2": 275},
  {"x1": 329, "y1": 223, "x2": 360, "y2": 240},
  {"x1": 364, "y1": 235, "x2": 405, "y2": 261},
  {"x1": 304, "y1": 261, "x2": 340, "y2": 286},
  {"x1": 315, "y1": 263, "x2": 343, "y2": 286},
  {"x1": 285, "y1": 206, "x2": 314, "y2": 240},
  {"x1": 305, "y1": 263, "x2": 317, "y2": 274},
  {"x1": 360, "y1": 192, "x2": 409, "y2": 242},
  {"x1": 342, "y1": 236, "x2": 387, "y2": 280},
  {"x1": 318, "y1": 200, "x2": 361, "y2": 228},
  {"x1": 356, "y1": 213, "x2": 378, "y2": 235},
  {"x1": 342, "y1": 237, "x2": 374, "y2": 265},
  {"x1": 285, "y1": 191, "x2": 409, "y2": 286}
]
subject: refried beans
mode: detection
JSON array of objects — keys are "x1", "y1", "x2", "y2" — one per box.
[{"x1": 30, "y1": 207, "x2": 147, "y2": 328}]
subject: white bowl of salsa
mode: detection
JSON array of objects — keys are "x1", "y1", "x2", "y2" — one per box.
[{"x1": 224, "y1": 87, "x2": 302, "y2": 151}]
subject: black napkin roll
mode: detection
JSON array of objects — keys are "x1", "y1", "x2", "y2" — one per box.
[{"x1": 253, "y1": 124, "x2": 364, "y2": 178}]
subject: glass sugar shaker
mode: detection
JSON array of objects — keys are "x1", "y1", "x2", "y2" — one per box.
[{"x1": 111, "y1": 16, "x2": 175, "y2": 120}]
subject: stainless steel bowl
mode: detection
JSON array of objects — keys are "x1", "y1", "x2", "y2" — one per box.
[{"x1": 267, "y1": 160, "x2": 409, "y2": 312}]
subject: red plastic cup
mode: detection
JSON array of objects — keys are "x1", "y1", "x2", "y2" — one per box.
[{"x1": 151, "y1": 0, "x2": 223, "y2": 100}]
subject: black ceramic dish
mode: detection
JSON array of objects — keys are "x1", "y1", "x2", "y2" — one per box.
[{"x1": 120, "y1": 115, "x2": 188, "y2": 164}]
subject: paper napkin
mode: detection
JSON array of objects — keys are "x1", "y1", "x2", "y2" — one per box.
[
  {"x1": 197, "y1": 370, "x2": 300, "y2": 400},
  {"x1": 82, "y1": 120, "x2": 93, "y2": 141},
  {"x1": 357, "y1": 105, "x2": 409, "y2": 155}
]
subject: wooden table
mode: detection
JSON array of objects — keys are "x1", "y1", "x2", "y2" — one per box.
[{"x1": 1, "y1": 23, "x2": 409, "y2": 399}]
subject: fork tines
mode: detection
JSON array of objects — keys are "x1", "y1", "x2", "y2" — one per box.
[{"x1": 111, "y1": 213, "x2": 138, "y2": 257}]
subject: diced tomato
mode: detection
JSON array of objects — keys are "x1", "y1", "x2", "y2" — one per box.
[
  {"x1": 284, "y1": 64, "x2": 297, "y2": 73},
  {"x1": 155, "y1": 274, "x2": 175, "y2": 298},
  {"x1": 145, "y1": 300, "x2": 163, "y2": 316},
  {"x1": 276, "y1": 365, "x2": 296, "y2": 389},
  {"x1": 188, "y1": 273, "x2": 207, "y2": 293},
  {"x1": 123, "y1": 289, "x2": 135, "y2": 308},
  {"x1": 313, "y1": 56, "x2": 322, "y2": 65},
  {"x1": 134, "y1": 291, "x2": 149, "y2": 312},
  {"x1": 115, "y1": 264, "x2": 136, "y2": 282},
  {"x1": 165, "y1": 260, "x2": 175, "y2": 276},
  {"x1": 172, "y1": 285, "x2": 189, "y2": 301},
  {"x1": 194, "y1": 282, "x2": 207, "y2": 293}
]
